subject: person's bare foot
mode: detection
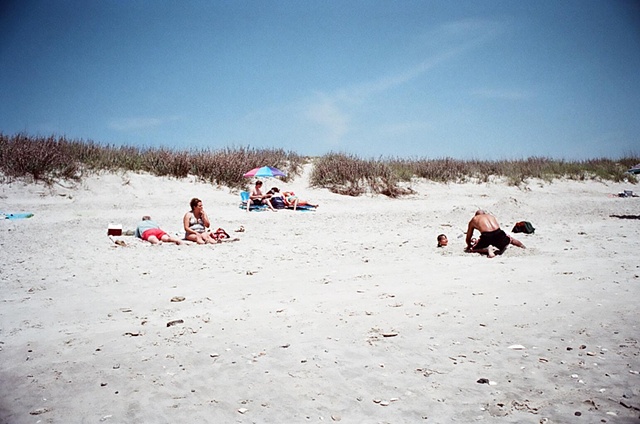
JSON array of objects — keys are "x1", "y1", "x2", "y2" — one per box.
[{"x1": 487, "y1": 246, "x2": 497, "y2": 258}]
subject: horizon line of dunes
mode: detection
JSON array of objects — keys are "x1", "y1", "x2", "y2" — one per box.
[{"x1": 0, "y1": 133, "x2": 637, "y2": 197}]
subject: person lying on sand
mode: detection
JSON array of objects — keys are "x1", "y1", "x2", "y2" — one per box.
[
  {"x1": 135, "y1": 216, "x2": 183, "y2": 245},
  {"x1": 265, "y1": 187, "x2": 318, "y2": 211},
  {"x1": 183, "y1": 198, "x2": 219, "y2": 244},
  {"x1": 282, "y1": 190, "x2": 318, "y2": 211},
  {"x1": 248, "y1": 180, "x2": 275, "y2": 212},
  {"x1": 465, "y1": 210, "x2": 525, "y2": 258}
]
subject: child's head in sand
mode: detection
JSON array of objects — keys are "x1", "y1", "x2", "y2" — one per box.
[{"x1": 437, "y1": 234, "x2": 448, "y2": 247}]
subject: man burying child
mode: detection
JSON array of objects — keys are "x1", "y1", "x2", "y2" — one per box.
[{"x1": 465, "y1": 210, "x2": 525, "y2": 258}]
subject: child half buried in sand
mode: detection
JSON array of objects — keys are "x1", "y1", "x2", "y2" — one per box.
[{"x1": 135, "y1": 216, "x2": 183, "y2": 245}]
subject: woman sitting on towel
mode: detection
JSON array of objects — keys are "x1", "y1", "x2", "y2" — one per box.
[{"x1": 183, "y1": 198, "x2": 218, "y2": 244}]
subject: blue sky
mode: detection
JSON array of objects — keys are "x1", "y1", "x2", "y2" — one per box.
[{"x1": 1, "y1": 0, "x2": 639, "y2": 160}]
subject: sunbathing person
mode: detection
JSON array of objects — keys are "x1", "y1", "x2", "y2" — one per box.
[
  {"x1": 266, "y1": 187, "x2": 318, "y2": 210},
  {"x1": 247, "y1": 180, "x2": 275, "y2": 212},
  {"x1": 282, "y1": 190, "x2": 318, "y2": 210},
  {"x1": 465, "y1": 210, "x2": 525, "y2": 258},
  {"x1": 135, "y1": 216, "x2": 183, "y2": 245},
  {"x1": 183, "y1": 198, "x2": 218, "y2": 244}
]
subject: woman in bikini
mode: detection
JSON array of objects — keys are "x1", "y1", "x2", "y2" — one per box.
[
  {"x1": 282, "y1": 191, "x2": 318, "y2": 210},
  {"x1": 183, "y1": 198, "x2": 218, "y2": 244}
]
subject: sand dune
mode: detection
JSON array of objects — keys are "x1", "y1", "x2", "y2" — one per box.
[{"x1": 1, "y1": 171, "x2": 639, "y2": 423}]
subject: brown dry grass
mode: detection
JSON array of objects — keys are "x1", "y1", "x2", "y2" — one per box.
[{"x1": 1, "y1": 133, "x2": 637, "y2": 196}]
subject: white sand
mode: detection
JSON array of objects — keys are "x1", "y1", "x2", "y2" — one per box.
[{"x1": 1, "y1": 170, "x2": 639, "y2": 423}]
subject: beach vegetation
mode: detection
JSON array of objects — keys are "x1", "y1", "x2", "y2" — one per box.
[
  {"x1": 0, "y1": 133, "x2": 637, "y2": 195},
  {"x1": 0, "y1": 133, "x2": 305, "y2": 189}
]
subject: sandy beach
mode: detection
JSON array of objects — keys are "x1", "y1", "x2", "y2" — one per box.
[{"x1": 1, "y1": 169, "x2": 639, "y2": 423}]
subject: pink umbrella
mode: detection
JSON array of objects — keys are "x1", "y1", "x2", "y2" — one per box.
[{"x1": 243, "y1": 166, "x2": 287, "y2": 178}]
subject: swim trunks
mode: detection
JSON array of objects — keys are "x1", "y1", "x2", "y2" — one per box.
[
  {"x1": 141, "y1": 228, "x2": 167, "y2": 241},
  {"x1": 475, "y1": 228, "x2": 511, "y2": 251}
]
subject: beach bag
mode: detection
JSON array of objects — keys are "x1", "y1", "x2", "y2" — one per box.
[
  {"x1": 512, "y1": 221, "x2": 535, "y2": 234},
  {"x1": 270, "y1": 196, "x2": 286, "y2": 209}
]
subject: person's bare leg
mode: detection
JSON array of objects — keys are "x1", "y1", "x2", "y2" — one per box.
[
  {"x1": 510, "y1": 237, "x2": 526, "y2": 248},
  {"x1": 470, "y1": 246, "x2": 493, "y2": 257},
  {"x1": 147, "y1": 235, "x2": 161, "y2": 245},
  {"x1": 161, "y1": 234, "x2": 184, "y2": 245},
  {"x1": 204, "y1": 233, "x2": 218, "y2": 244},
  {"x1": 186, "y1": 233, "x2": 205, "y2": 244}
]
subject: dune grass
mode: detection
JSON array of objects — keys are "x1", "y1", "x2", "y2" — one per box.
[
  {"x1": 0, "y1": 133, "x2": 305, "y2": 189},
  {"x1": 310, "y1": 153, "x2": 638, "y2": 195},
  {"x1": 0, "y1": 133, "x2": 637, "y2": 196}
]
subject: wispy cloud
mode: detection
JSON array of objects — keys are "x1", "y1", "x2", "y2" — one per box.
[
  {"x1": 109, "y1": 116, "x2": 181, "y2": 132},
  {"x1": 302, "y1": 19, "x2": 503, "y2": 145},
  {"x1": 470, "y1": 88, "x2": 533, "y2": 100},
  {"x1": 333, "y1": 49, "x2": 459, "y2": 105},
  {"x1": 238, "y1": 18, "x2": 503, "y2": 150},
  {"x1": 304, "y1": 95, "x2": 349, "y2": 145}
]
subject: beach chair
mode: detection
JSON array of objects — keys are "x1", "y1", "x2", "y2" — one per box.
[{"x1": 239, "y1": 191, "x2": 268, "y2": 211}]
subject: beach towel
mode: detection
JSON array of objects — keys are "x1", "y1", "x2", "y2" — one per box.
[
  {"x1": 273, "y1": 196, "x2": 316, "y2": 211},
  {"x1": 2, "y1": 212, "x2": 34, "y2": 220}
]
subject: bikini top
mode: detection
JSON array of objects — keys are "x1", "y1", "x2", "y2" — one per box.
[{"x1": 188, "y1": 213, "x2": 206, "y2": 232}]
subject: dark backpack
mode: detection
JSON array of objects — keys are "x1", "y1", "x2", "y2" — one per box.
[
  {"x1": 512, "y1": 221, "x2": 535, "y2": 234},
  {"x1": 270, "y1": 196, "x2": 286, "y2": 209}
]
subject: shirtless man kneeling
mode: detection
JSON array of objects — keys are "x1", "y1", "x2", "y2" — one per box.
[{"x1": 466, "y1": 210, "x2": 525, "y2": 258}]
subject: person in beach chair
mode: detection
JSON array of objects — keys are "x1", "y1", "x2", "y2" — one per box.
[
  {"x1": 135, "y1": 216, "x2": 183, "y2": 245},
  {"x1": 465, "y1": 210, "x2": 525, "y2": 258},
  {"x1": 247, "y1": 180, "x2": 275, "y2": 212}
]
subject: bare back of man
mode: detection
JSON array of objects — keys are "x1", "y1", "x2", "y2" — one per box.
[{"x1": 466, "y1": 210, "x2": 525, "y2": 258}]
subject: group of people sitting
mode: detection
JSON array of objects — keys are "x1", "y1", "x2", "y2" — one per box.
[
  {"x1": 437, "y1": 210, "x2": 526, "y2": 259},
  {"x1": 134, "y1": 181, "x2": 319, "y2": 245},
  {"x1": 135, "y1": 197, "x2": 231, "y2": 246},
  {"x1": 246, "y1": 180, "x2": 318, "y2": 211}
]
